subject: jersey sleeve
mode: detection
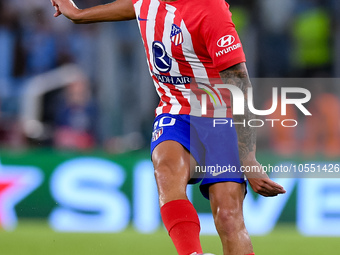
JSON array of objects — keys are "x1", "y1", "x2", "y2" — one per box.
[{"x1": 200, "y1": 0, "x2": 246, "y2": 72}]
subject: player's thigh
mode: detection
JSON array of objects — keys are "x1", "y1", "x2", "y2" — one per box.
[
  {"x1": 209, "y1": 182, "x2": 246, "y2": 221},
  {"x1": 152, "y1": 140, "x2": 197, "y2": 186}
]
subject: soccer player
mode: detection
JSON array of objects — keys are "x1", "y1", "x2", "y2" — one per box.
[{"x1": 51, "y1": 0, "x2": 286, "y2": 254}]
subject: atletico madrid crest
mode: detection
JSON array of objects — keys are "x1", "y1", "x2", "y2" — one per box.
[
  {"x1": 170, "y1": 24, "x2": 183, "y2": 46},
  {"x1": 152, "y1": 127, "x2": 163, "y2": 142}
]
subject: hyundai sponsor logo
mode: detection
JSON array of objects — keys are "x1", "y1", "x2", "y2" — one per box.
[{"x1": 217, "y1": 35, "x2": 235, "y2": 48}]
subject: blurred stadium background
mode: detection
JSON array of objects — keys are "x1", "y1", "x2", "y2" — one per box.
[{"x1": 1, "y1": 0, "x2": 340, "y2": 254}]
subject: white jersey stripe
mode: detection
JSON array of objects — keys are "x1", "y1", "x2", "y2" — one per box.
[
  {"x1": 145, "y1": 0, "x2": 159, "y2": 73},
  {"x1": 134, "y1": 0, "x2": 165, "y2": 116},
  {"x1": 180, "y1": 21, "x2": 208, "y2": 80},
  {"x1": 179, "y1": 21, "x2": 211, "y2": 116},
  {"x1": 134, "y1": 1, "x2": 143, "y2": 28},
  {"x1": 162, "y1": 4, "x2": 182, "y2": 114},
  {"x1": 144, "y1": 0, "x2": 165, "y2": 115},
  {"x1": 151, "y1": 1, "x2": 175, "y2": 116}
]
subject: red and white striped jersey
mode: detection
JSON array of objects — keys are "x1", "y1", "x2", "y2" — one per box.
[{"x1": 132, "y1": 0, "x2": 246, "y2": 117}]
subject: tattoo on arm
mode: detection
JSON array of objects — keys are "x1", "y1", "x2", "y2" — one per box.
[{"x1": 219, "y1": 63, "x2": 256, "y2": 163}]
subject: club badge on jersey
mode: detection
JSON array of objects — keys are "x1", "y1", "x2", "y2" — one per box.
[
  {"x1": 170, "y1": 24, "x2": 183, "y2": 46},
  {"x1": 152, "y1": 127, "x2": 163, "y2": 142}
]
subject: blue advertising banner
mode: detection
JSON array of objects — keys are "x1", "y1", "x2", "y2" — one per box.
[{"x1": 1, "y1": 149, "x2": 339, "y2": 236}]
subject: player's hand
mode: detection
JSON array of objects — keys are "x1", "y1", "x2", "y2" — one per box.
[
  {"x1": 243, "y1": 159, "x2": 286, "y2": 197},
  {"x1": 51, "y1": 0, "x2": 62, "y2": 17},
  {"x1": 50, "y1": 0, "x2": 80, "y2": 20}
]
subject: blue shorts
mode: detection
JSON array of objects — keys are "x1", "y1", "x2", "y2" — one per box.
[{"x1": 151, "y1": 113, "x2": 246, "y2": 199}]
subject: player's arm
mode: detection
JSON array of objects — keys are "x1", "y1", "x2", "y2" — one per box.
[
  {"x1": 219, "y1": 63, "x2": 286, "y2": 197},
  {"x1": 51, "y1": 0, "x2": 135, "y2": 23}
]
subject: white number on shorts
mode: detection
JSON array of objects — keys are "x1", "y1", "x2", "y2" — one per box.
[{"x1": 159, "y1": 116, "x2": 176, "y2": 127}]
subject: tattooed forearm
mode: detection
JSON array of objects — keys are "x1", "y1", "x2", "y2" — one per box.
[{"x1": 219, "y1": 62, "x2": 256, "y2": 163}]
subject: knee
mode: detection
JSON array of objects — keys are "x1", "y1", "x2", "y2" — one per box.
[
  {"x1": 154, "y1": 164, "x2": 174, "y2": 184},
  {"x1": 152, "y1": 151, "x2": 189, "y2": 185},
  {"x1": 214, "y1": 207, "x2": 244, "y2": 236}
]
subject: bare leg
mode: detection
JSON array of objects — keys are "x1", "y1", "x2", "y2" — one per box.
[
  {"x1": 152, "y1": 140, "x2": 196, "y2": 206},
  {"x1": 209, "y1": 182, "x2": 253, "y2": 255},
  {"x1": 152, "y1": 140, "x2": 203, "y2": 255}
]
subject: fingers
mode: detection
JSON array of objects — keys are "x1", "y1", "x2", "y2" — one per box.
[
  {"x1": 51, "y1": 0, "x2": 62, "y2": 17},
  {"x1": 53, "y1": 6, "x2": 61, "y2": 17},
  {"x1": 253, "y1": 184, "x2": 278, "y2": 197},
  {"x1": 260, "y1": 182, "x2": 285, "y2": 197},
  {"x1": 52, "y1": 2, "x2": 62, "y2": 17},
  {"x1": 264, "y1": 179, "x2": 286, "y2": 193},
  {"x1": 248, "y1": 178, "x2": 286, "y2": 197},
  {"x1": 54, "y1": 10, "x2": 62, "y2": 17},
  {"x1": 262, "y1": 182, "x2": 286, "y2": 197}
]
